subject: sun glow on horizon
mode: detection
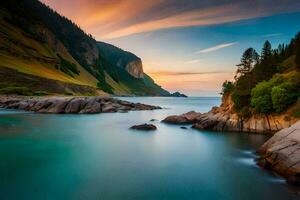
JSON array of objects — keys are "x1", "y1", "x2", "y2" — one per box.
[{"x1": 41, "y1": 0, "x2": 300, "y2": 95}]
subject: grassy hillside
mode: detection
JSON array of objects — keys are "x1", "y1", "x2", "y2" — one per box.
[
  {"x1": 98, "y1": 42, "x2": 170, "y2": 96},
  {"x1": 0, "y1": 0, "x2": 169, "y2": 96}
]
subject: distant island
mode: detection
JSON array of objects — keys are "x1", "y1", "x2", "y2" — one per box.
[{"x1": 169, "y1": 92, "x2": 188, "y2": 97}]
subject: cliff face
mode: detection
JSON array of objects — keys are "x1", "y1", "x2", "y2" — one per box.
[
  {"x1": 97, "y1": 41, "x2": 170, "y2": 96},
  {"x1": 163, "y1": 93, "x2": 299, "y2": 134},
  {"x1": 125, "y1": 59, "x2": 144, "y2": 79},
  {"x1": 192, "y1": 94, "x2": 299, "y2": 134}
]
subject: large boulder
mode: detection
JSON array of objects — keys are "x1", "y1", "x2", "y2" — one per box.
[
  {"x1": 101, "y1": 103, "x2": 117, "y2": 113},
  {"x1": 65, "y1": 98, "x2": 86, "y2": 113},
  {"x1": 79, "y1": 98, "x2": 102, "y2": 114},
  {"x1": 46, "y1": 98, "x2": 70, "y2": 113},
  {"x1": 162, "y1": 111, "x2": 201, "y2": 124},
  {"x1": 130, "y1": 124, "x2": 157, "y2": 131},
  {"x1": 257, "y1": 120, "x2": 300, "y2": 185}
]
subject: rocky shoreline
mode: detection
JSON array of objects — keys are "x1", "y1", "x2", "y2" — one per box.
[
  {"x1": 163, "y1": 110, "x2": 300, "y2": 185},
  {"x1": 257, "y1": 121, "x2": 300, "y2": 185},
  {"x1": 162, "y1": 93, "x2": 298, "y2": 134},
  {"x1": 162, "y1": 109, "x2": 296, "y2": 134},
  {"x1": 0, "y1": 96, "x2": 161, "y2": 114}
]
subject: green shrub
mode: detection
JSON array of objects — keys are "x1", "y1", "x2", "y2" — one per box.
[
  {"x1": 251, "y1": 94, "x2": 273, "y2": 114},
  {"x1": 271, "y1": 86, "x2": 288, "y2": 112},
  {"x1": 271, "y1": 82, "x2": 298, "y2": 113},
  {"x1": 221, "y1": 81, "x2": 234, "y2": 95},
  {"x1": 251, "y1": 81, "x2": 274, "y2": 114}
]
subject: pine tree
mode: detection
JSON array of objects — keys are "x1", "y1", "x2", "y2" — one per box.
[
  {"x1": 261, "y1": 40, "x2": 272, "y2": 61},
  {"x1": 296, "y1": 44, "x2": 300, "y2": 69},
  {"x1": 235, "y1": 48, "x2": 258, "y2": 80}
]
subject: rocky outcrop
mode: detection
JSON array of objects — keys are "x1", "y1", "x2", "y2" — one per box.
[
  {"x1": 0, "y1": 96, "x2": 161, "y2": 114},
  {"x1": 257, "y1": 120, "x2": 300, "y2": 185},
  {"x1": 125, "y1": 59, "x2": 144, "y2": 79},
  {"x1": 130, "y1": 124, "x2": 157, "y2": 131},
  {"x1": 162, "y1": 111, "x2": 202, "y2": 124},
  {"x1": 163, "y1": 94, "x2": 298, "y2": 134}
]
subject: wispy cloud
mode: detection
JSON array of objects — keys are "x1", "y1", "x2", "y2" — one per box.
[
  {"x1": 148, "y1": 70, "x2": 231, "y2": 76},
  {"x1": 184, "y1": 59, "x2": 201, "y2": 64},
  {"x1": 195, "y1": 42, "x2": 238, "y2": 54},
  {"x1": 263, "y1": 33, "x2": 282, "y2": 38}
]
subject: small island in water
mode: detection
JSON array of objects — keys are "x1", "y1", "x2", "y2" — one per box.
[{"x1": 1, "y1": 0, "x2": 300, "y2": 199}]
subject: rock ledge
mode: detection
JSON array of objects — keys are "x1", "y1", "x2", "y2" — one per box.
[
  {"x1": 0, "y1": 96, "x2": 161, "y2": 114},
  {"x1": 257, "y1": 120, "x2": 300, "y2": 185}
]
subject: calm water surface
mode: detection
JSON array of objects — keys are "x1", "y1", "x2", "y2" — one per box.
[{"x1": 0, "y1": 97, "x2": 298, "y2": 200}]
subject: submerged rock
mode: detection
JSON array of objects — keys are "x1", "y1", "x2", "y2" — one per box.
[
  {"x1": 0, "y1": 96, "x2": 161, "y2": 114},
  {"x1": 130, "y1": 124, "x2": 157, "y2": 131}
]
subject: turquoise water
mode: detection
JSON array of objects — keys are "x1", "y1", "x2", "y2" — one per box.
[{"x1": 0, "y1": 97, "x2": 298, "y2": 200}]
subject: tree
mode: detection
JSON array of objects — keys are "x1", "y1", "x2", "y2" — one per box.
[
  {"x1": 221, "y1": 80, "x2": 234, "y2": 95},
  {"x1": 251, "y1": 81, "x2": 274, "y2": 114},
  {"x1": 296, "y1": 45, "x2": 300, "y2": 69},
  {"x1": 261, "y1": 40, "x2": 272, "y2": 61},
  {"x1": 234, "y1": 48, "x2": 258, "y2": 80}
]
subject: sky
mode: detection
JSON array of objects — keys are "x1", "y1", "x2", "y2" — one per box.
[{"x1": 41, "y1": 0, "x2": 300, "y2": 96}]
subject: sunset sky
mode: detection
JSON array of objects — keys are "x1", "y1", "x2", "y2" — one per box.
[{"x1": 41, "y1": 0, "x2": 300, "y2": 96}]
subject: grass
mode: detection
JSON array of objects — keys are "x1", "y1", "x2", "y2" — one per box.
[
  {"x1": 0, "y1": 86, "x2": 49, "y2": 96},
  {"x1": 0, "y1": 10, "x2": 98, "y2": 88}
]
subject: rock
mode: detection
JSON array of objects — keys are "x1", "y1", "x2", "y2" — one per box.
[
  {"x1": 162, "y1": 111, "x2": 201, "y2": 124},
  {"x1": 125, "y1": 59, "x2": 144, "y2": 78},
  {"x1": 169, "y1": 91, "x2": 188, "y2": 97},
  {"x1": 46, "y1": 98, "x2": 70, "y2": 113},
  {"x1": 150, "y1": 119, "x2": 157, "y2": 122},
  {"x1": 65, "y1": 98, "x2": 86, "y2": 113},
  {"x1": 79, "y1": 98, "x2": 102, "y2": 114},
  {"x1": 257, "y1": 120, "x2": 300, "y2": 185},
  {"x1": 36, "y1": 99, "x2": 57, "y2": 113},
  {"x1": 130, "y1": 124, "x2": 157, "y2": 131},
  {"x1": 180, "y1": 126, "x2": 188, "y2": 129},
  {"x1": 0, "y1": 96, "x2": 161, "y2": 114},
  {"x1": 101, "y1": 103, "x2": 116, "y2": 113}
]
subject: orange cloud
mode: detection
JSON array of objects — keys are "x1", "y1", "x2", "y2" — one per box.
[{"x1": 41, "y1": 0, "x2": 300, "y2": 40}]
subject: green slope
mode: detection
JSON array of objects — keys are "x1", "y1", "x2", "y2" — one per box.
[
  {"x1": 98, "y1": 42, "x2": 170, "y2": 96},
  {"x1": 0, "y1": 0, "x2": 169, "y2": 96}
]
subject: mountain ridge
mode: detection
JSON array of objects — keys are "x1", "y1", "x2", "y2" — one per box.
[{"x1": 0, "y1": 0, "x2": 170, "y2": 96}]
